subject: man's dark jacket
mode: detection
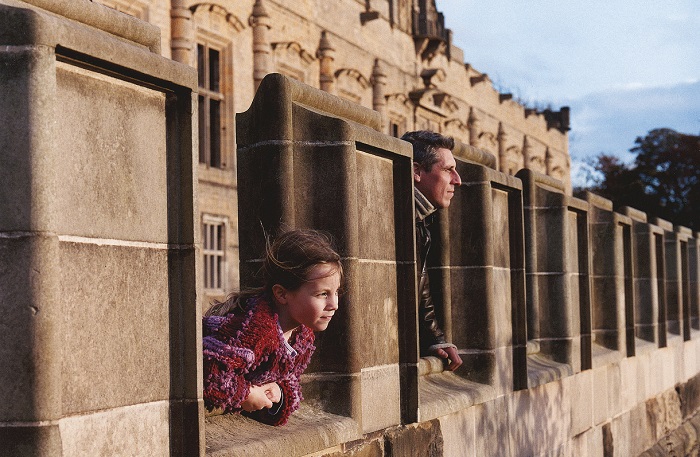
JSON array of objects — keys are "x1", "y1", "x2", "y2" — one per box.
[{"x1": 415, "y1": 188, "x2": 449, "y2": 355}]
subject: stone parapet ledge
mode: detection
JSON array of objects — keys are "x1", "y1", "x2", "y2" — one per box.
[
  {"x1": 205, "y1": 405, "x2": 359, "y2": 457},
  {"x1": 584, "y1": 191, "x2": 613, "y2": 212},
  {"x1": 6, "y1": 0, "x2": 160, "y2": 53},
  {"x1": 417, "y1": 356, "x2": 497, "y2": 422},
  {"x1": 525, "y1": 341, "x2": 573, "y2": 388},
  {"x1": 676, "y1": 225, "x2": 694, "y2": 237},
  {"x1": 526, "y1": 353, "x2": 573, "y2": 388},
  {"x1": 586, "y1": 191, "x2": 634, "y2": 358},
  {"x1": 236, "y1": 72, "x2": 411, "y2": 433},
  {"x1": 452, "y1": 140, "x2": 497, "y2": 169},
  {"x1": 417, "y1": 372, "x2": 496, "y2": 422},
  {"x1": 517, "y1": 168, "x2": 591, "y2": 376},
  {"x1": 238, "y1": 73, "x2": 383, "y2": 141},
  {"x1": 0, "y1": 2, "x2": 200, "y2": 455},
  {"x1": 0, "y1": 0, "x2": 196, "y2": 92},
  {"x1": 590, "y1": 342, "x2": 624, "y2": 367},
  {"x1": 619, "y1": 205, "x2": 648, "y2": 223},
  {"x1": 518, "y1": 167, "x2": 566, "y2": 198},
  {"x1": 653, "y1": 216, "x2": 674, "y2": 232}
]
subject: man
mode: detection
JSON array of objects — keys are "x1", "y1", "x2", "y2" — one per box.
[{"x1": 401, "y1": 130, "x2": 463, "y2": 371}]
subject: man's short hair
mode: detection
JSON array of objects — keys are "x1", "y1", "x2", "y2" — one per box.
[{"x1": 401, "y1": 130, "x2": 455, "y2": 172}]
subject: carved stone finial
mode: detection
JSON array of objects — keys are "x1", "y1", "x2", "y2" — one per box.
[
  {"x1": 468, "y1": 107, "x2": 480, "y2": 148},
  {"x1": 170, "y1": 0, "x2": 193, "y2": 65},
  {"x1": 318, "y1": 30, "x2": 335, "y2": 53},
  {"x1": 497, "y1": 122, "x2": 507, "y2": 173},
  {"x1": 250, "y1": 0, "x2": 270, "y2": 21},
  {"x1": 318, "y1": 31, "x2": 336, "y2": 93},
  {"x1": 371, "y1": 59, "x2": 387, "y2": 130},
  {"x1": 523, "y1": 135, "x2": 532, "y2": 169},
  {"x1": 250, "y1": 0, "x2": 271, "y2": 91}
]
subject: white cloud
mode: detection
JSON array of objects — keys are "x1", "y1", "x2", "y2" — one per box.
[
  {"x1": 436, "y1": 0, "x2": 700, "y2": 164},
  {"x1": 438, "y1": 0, "x2": 700, "y2": 101}
]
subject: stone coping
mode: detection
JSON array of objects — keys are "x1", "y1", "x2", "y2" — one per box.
[
  {"x1": 517, "y1": 168, "x2": 566, "y2": 194},
  {"x1": 0, "y1": 0, "x2": 196, "y2": 91},
  {"x1": 417, "y1": 371, "x2": 496, "y2": 422},
  {"x1": 453, "y1": 141, "x2": 496, "y2": 169},
  {"x1": 526, "y1": 353, "x2": 573, "y2": 389},
  {"x1": 205, "y1": 404, "x2": 359, "y2": 457},
  {"x1": 5, "y1": 0, "x2": 160, "y2": 53},
  {"x1": 585, "y1": 191, "x2": 613, "y2": 211},
  {"x1": 620, "y1": 205, "x2": 648, "y2": 223},
  {"x1": 591, "y1": 343, "x2": 624, "y2": 368},
  {"x1": 252, "y1": 73, "x2": 383, "y2": 133}
]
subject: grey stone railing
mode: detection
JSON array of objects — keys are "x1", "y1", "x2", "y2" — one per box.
[
  {"x1": 2, "y1": 2, "x2": 700, "y2": 455},
  {"x1": 218, "y1": 73, "x2": 700, "y2": 456},
  {"x1": 1, "y1": 1, "x2": 201, "y2": 455}
]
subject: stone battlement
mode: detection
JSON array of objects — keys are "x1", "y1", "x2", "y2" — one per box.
[{"x1": 1, "y1": 2, "x2": 699, "y2": 456}]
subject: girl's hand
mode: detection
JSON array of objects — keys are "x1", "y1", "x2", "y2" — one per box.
[
  {"x1": 241, "y1": 385, "x2": 274, "y2": 412},
  {"x1": 261, "y1": 382, "x2": 282, "y2": 403}
]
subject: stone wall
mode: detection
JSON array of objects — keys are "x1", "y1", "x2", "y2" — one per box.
[
  {"x1": 89, "y1": 0, "x2": 572, "y2": 309},
  {"x1": 0, "y1": 1, "x2": 201, "y2": 455},
  {"x1": 203, "y1": 73, "x2": 700, "y2": 457},
  {"x1": 3, "y1": 2, "x2": 700, "y2": 456}
]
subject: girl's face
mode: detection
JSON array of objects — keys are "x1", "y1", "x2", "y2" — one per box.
[{"x1": 274, "y1": 263, "x2": 341, "y2": 335}]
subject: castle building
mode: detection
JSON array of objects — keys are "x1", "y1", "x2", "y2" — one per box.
[{"x1": 95, "y1": 0, "x2": 571, "y2": 307}]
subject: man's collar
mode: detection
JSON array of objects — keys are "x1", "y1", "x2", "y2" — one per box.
[{"x1": 414, "y1": 188, "x2": 437, "y2": 222}]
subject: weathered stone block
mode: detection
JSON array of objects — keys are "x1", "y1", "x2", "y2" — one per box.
[
  {"x1": 508, "y1": 379, "x2": 570, "y2": 457},
  {"x1": 0, "y1": 234, "x2": 61, "y2": 421},
  {"x1": 449, "y1": 267, "x2": 511, "y2": 349},
  {"x1": 610, "y1": 411, "x2": 632, "y2": 457},
  {"x1": 58, "y1": 402, "x2": 170, "y2": 456},
  {"x1": 53, "y1": 63, "x2": 169, "y2": 242},
  {"x1": 474, "y1": 395, "x2": 511, "y2": 456},
  {"x1": 361, "y1": 364, "x2": 401, "y2": 433},
  {"x1": 678, "y1": 372, "x2": 700, "y2": 419},
  {"x1": 438, "y1": 408, "x2": 476, "y2": 457},
  {"x1": 0, "y1": 43, "x2": 55, "y2": 233},
  {"x1": 59, "y1": 241, "x2": 171, "y2": 413},
  {"x1": 592, "y1": 365, "x2": 610, "y2": 425},
  {"x1": 0, "y1": 3, "x2": 199, "y2": 455},
  {"x1": 205, "y1": 405, "x2": 359, "y2": 457},
  {"x1": 628, "y1": 401, "x2": 655, "y2": 456},
  {"x1": 568, "y1": 369, "x2": 594, "y2": 436},
  {"x1": 384, "y1": 421, "x2": 443, "y2": 457},
  {"x1": 606, "y1": 362, "x2": 623, "y2": 417},
  {"x1": 491, "y1": 188, "x2": 513, "y2": 266}
]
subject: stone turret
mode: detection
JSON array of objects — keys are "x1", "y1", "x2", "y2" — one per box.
[
  {"x1": 170, "y1": 0, "x2": 193, "y2": 64},
  {"x1": 317, "y1": 30, "x2": 335, "y2": 94},
  {"x1": 371, "y1": 58, "x2": 387, "y2": 130},
  {"x1": 250, "y1": 0, "x2": 271, "y2": 91}
]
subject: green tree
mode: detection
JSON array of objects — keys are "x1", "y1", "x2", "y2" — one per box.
[{"x1": 574, "y1": 128, "x2": 699, "y2": 230}]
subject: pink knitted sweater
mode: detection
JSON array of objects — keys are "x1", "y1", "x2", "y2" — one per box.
[{"x1": 202, "y1": 297, "x2": 315, "y2": 426}]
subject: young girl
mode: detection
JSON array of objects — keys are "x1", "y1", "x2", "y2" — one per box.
[{"x1": 202, "y1": 229, "x2": 342, "y2": 426}]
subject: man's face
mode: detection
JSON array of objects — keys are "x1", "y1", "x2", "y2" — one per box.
[{"x1": 414, "y1": 148, "x2": 461, "y2": 208}]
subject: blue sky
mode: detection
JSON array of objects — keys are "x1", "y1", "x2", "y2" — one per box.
[{"x1": 437, "y1": 0, "x2": 700, "y2": 185}]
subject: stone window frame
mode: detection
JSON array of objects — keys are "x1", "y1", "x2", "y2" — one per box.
[
  {"x1": 196, "y1": 30, "x2": 234, "y2": 170},
  {"x1": 388, "y1": 112, "x2": 407, "y2": 138},
  {"x1": 202, "y1": 214, "x2": 228, "y2": 293},
  {"x1": 271, "y1": 41, "x2": 316, "y2": 85}
]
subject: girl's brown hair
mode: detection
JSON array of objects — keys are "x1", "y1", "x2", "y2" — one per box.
[{"x1": 205, "y1": 229, "x2": 342, "y2": 317}]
